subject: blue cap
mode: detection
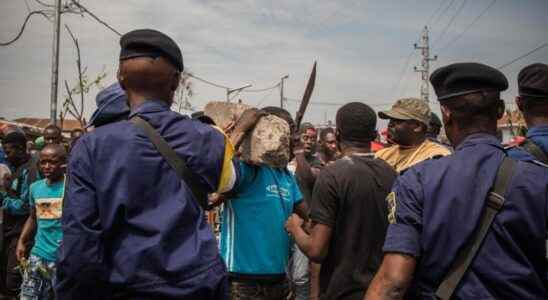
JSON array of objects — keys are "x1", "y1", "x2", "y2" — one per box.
[{"x1": 87, "y1": 83, "x2": 130, "y2": 128}]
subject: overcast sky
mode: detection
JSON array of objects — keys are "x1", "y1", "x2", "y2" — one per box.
[{"x1": 1, "y1": 0, "x2": 547, "y2": 125}]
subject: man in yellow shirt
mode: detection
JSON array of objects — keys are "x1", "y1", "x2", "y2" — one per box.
[{"x1": 375, "y1": 98, "x2": 451, "y2": 173}]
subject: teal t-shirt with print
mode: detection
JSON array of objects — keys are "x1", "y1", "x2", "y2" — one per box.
[
  {"x1": 220, "y1": 161, "x2": 303, "y2": 275},
  {"x1": 29, "y1": 178, "x2": 64, "y2": 262}
]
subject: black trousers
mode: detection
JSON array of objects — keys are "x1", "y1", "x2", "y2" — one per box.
[{"x1": 0, "y1": 235, "x2": 22, "y2": 298}]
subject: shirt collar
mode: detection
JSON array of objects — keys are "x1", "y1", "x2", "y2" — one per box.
[
  {"x1": 128, "y1": 100, "x2": 170, "y2": 118},
  {"x1": 455, "y1": 133, "x2": 502, "y2": 151},
  {"x1": 526, "y1": 124, "x2": 548, "y2": 139}
]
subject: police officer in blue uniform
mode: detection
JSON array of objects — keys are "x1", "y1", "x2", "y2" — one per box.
[
  {"x1": 55, "y1": 29, "x2": 240, "y2": 299},
  {"x1": 365, "y1": 62, "x2": 548, "y2": 299},
  {"x1": 507, "y1": 63, "x2": 548, "y2": 164}
]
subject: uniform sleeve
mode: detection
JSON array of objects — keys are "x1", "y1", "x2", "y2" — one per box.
[
  {"x1": 55, "y1": 138, "x2": 110, "y2": 299},
  {"x1": 309, "y1": 169, "x2": 338, "y2": 227},
  {"x1": 1, "y1": 171, "x2": 31, "y2": 215},
  {"x1": 382, "y1": 169, "x2": 424, "y2": 258}
]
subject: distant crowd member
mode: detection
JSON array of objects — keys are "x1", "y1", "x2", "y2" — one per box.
[
  {"x1": 56, "y1": 29, "x2": 240, "y2": 299},
  {"x1": 508, "y1": 63, "x2": 548, "y2": 163},
  {"x1": 317, "y1": 127, "x2": 338, "y2": 165},
  {"x1": 366, "y1": 63, "x2": 548, "y2": 299},
  {"x1": 16, "y1": 144, "x2": 67, "y2": 299},
  {"x1": 375, "y1": 98, "x2": 451, "y2": 173},
  {"x1": 291, "y1": 122, "x2": 324, "y2": 300},
  {"x1": 299, "y1": 123, "x2": 322, "y2": 167},
  {"x1": 43, "y1": 124, "x2": 62, "y2": 145},
  {"x1": 86, "y1": 82, "x2": 130, "y2": 130},
  {"x1": 69, "y1": 128, "x2": 85, "y2": 150},
  {"x1": 426, "y1": 112, "x2": 442, "y2": 142},
  {"x1": 0, "y1": 131, "x2": 41, "y2": 297},
  {"x1": 286, "y1": 102, "x2": 397, "y2": 300},
  {"x1": 220, "y1": 107, "x2": 308, "y2": 300}
]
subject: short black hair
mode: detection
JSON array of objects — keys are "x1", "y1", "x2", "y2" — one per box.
[
  {"x1": 2, "y1": 131, "x2": 27, "y2": 147},
  {"x1": 441, "y1": 91, "x2": 502, "y2": 129},
  {"x1": 41, "y1": 143, "x2": 68, "y2": 161},
  {"x1": 336, "y1": 102, "x2": 376, "y2": 144},
  {"x1": 262, "y1": 106, "x2": 295, "y2": 134},
  {"x1": 319, "y1": 127, "x2": 335, "y2": 142},
  {"x1": 44, "y1": 124, "x2": 62, "y2": 135}
]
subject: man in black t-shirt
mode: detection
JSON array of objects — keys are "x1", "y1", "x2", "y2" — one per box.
[{"x1": 285, "y1": 102, "x2": 397, "y2": 300}]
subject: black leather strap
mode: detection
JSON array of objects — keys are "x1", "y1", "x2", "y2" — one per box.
[
  {"x1": 519, "y1": 139, "x2": 548, "y2": 164},
  {"x1": 130, "y1": 116, "x2": 209, "y2": 209},
  {"x1": 435, "y1": 156, "x2": 517, "y2": 300}
]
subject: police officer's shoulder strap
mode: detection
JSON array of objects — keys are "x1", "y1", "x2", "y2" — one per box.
[
  {"x1": 435, "y1": 156, "x2": 517, "y2": 300},
  {"x1": 519, "y1": 139, "x2": 548, "y2": 164},
  {"x1": 130, "y1": 115, "x2": 209, "y2": 210}
]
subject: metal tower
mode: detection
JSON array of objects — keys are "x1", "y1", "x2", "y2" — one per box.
[{"x1": 414, "y1": 26, "x2": 437, "y2": 103}]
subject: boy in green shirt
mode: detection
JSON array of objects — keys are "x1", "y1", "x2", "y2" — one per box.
[{"x1": 16, "y1": 144, "x2": 66, "y2": 300}]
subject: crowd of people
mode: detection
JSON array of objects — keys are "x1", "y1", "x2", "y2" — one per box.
[{"x1": 0, "y1": 28, "x2": 547, "y2": 300}]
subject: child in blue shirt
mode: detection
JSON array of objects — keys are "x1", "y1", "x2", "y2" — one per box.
[{"x1": 16, "y1": 143, "x2": 66, "y2": 300}]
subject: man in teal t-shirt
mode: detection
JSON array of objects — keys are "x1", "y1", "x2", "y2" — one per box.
[
  {"x1": 16, "y1": 143, "x2": 66, "y2": 300},
  {"x1": 220, "y1": 161, "x2": 306, "y2": 299}
]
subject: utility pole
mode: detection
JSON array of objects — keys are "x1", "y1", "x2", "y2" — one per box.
[
  {"x1": 50, "y1": 0, "x2": 62, "y2": 124},
  {"x1": 280, "y1": 74, "x2": 289, "y2": 108},
  {"x1": 414, "y1": 26, "x2": 437, "y2": 104}
]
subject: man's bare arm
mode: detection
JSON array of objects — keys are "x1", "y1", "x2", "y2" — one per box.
[
  {"x1": 293, "y1": 201, "x2": 309, "y2": 222},
  {"x1": 364, "y1": 253, "x2": 417, "y2": 300},
  {"x1": 16, "y1": 208, "x2": 37, "y2": 262},
  {"x1": 285, "y1": 215, "x2": 332, "y2": 263}
]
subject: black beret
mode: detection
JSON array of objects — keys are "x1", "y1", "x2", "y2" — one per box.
[
  {"x1": 430, "y1": 62, "x2": 508, "y2": 101},
  {"x1": 518, "y1": 63, "x2": 548, "y2": 98},
  {"x1": 120, "y1": 29, "x2": 183, "y2": 72}
]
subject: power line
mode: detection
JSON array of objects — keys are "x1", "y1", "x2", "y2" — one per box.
[
  {"x1": 188, "y1": 73, "x2": 231, "y2": 89},
  {"x1": 427, "y1": 0, "x2": 450, "y2": 26},
  {"x1": 498, "y1": 42, "x2": 548, "y2": 70},
  {"x1": 433, "y1": 0, "x2": 467, "y2": 46},
  {"x1": 0, "y1": 10, "x2": 51, "y2": 46},
  {"x1": 243, "y1": 82, "x2": 280, "y2": 93},
  {"x1": 391, "y1": 50, "x2": 416, "y2": 99},
  {"x1": 438, "y1": 0, "x2": 496, "y2": 52},
  {"x1": 431, "y1": 0, "x2": 456, "y2": 27},
  {"x1": 256, "y1": 86, "x2": 278, "y2": 107},
  {"x1": 285, "y1": 98, "x2": 394, "y2": 108},
  {"x1": 71, "y1": 1, "x2": 122, "y2": 36},
  {"x1": 34, "y1": 0, "x2": 55, "y2": 7}
]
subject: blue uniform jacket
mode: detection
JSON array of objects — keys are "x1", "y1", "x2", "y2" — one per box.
[
  {"x1": 508, "y1": 124, "x2": 548, "y2": 162},
  {"x1": 383, "y1": 133, "x2": 548, "y2": 299},
  {"x1": 56, "y1": 100, "x2": 237, "y2": 299}
]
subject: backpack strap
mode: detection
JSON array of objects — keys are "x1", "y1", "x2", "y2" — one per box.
[
  {"x1": 130, "y1": 116, "x2": 209, "y2": 210},
  {"x1": 435, "y1": 156, "x2": 517, "y2": 300},
  {"x1": 519, "y1": 139, "x2": 548, "y2": 164}
]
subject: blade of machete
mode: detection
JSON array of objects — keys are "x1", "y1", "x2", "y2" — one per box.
[{"x1": 295, "y1": 61, "x2": 317, "y2": 131}]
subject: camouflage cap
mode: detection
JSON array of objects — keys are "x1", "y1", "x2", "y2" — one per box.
[{"x1": 378, "y1": 97, "x2": 431, "y2": 126}]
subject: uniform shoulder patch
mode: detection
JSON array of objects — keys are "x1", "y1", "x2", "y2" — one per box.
[{"x1": 386, "y1": 192, "x2": 397, "y2": 224}]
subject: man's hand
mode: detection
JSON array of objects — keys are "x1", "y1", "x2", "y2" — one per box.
[
  {"x1": 233, "y1": 108, "x2": 266, "y2": 134},
  {"x1": 15, "y1": 239, "x2": 27, "y2": 262},
  {"x1": 292, "y1": 133, "x2": 305, "y2": 156},
  {"x1": 285, "y1": 213, "x2": 304, "y2": 236},
  {"x1": 229, "y1": 108, "x2": 267, "y2": 150}
]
